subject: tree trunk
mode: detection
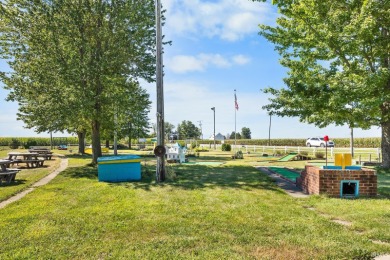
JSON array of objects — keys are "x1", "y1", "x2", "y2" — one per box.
[
  {"x1": 128, "y1": 122, "x2": 132, "y2": 149},
  {"x1": 350, "y1": 126, "x2": 354, "y2": 157},
  {"x1": 382, "y1": 121, "x2": 390, "y2": 168},
  {"x1": 91, "y1": 120, "x2": 102, "y2": 164},
  {"x1": 105, "y1": 140, "x2": 109, "y2": 148},
  {"x1": 77, "y1": 129, "x2": 86, "y2": 154}
]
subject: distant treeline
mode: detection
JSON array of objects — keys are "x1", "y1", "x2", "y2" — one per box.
[
  {"x1": 0, "y1": 137, "x2": 79, "y2": 148},
  {"x1": 0, "y1": 137, "x2": 381, "y2": 148}
]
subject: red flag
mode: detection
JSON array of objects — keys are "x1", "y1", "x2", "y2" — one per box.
[{"x1": 235, "y1": 93, "x2": 239, "y2": 110}]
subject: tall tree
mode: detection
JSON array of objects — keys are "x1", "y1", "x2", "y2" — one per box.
[
  {"x1": 164, "y1": 122, "x2": 175, "y2": 137},
  {"x1": 257, "y1": 0, "x2": 390, "y2": 167},
  {"x1": 241, "y1": 127, "x2": 251, "y2": 139},
  {"x1": 229, "y1": 132, "x2": 241, "y2": 139},
  {"x1": 177, "y1": 120, "x2": 201, "y2": 140},
  {"x1": 0, "y1": 0, "x2": 156, "y2": 164}
]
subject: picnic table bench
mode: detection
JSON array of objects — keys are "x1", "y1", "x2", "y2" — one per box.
[
  {"x1": 28, "y1": 147, "x2": 53, "y2": 159},
  {"x1": 0, "y1": 159, "x2": 21, "y2": 184},
  {"x1": 7, "y1": 152, "x2": 45, "y2": 168}
]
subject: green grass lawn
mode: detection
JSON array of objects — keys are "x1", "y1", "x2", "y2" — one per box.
[
  {"x1": 0, "y1": 148, "x2": 389, "y2": 258},
  {"x1": 0, "y1": 149, "x2": 61, "y2": 202}
]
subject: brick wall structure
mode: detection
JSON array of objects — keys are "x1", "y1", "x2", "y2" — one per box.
[{"x1": 297, "y1": 165, "x2": 377, "y2": 197}]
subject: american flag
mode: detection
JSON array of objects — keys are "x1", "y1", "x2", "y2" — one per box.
[{"x1": 235, "y1": 93, "x2": 239, "y2": 110}]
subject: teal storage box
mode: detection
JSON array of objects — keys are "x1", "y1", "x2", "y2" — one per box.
[{"x1": 97, "y1": 155, "x2": 141, "y2": 182}]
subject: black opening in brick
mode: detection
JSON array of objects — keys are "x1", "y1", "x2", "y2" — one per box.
[{"x1": 342, "y1": 182, "x2": 356, "y2": 196}]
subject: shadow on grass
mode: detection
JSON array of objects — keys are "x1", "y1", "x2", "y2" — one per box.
[
  {"x1": 0, "y1": 179, "x2": 27, "y2": 186},
  {"x1": 64, "y1": 154, "x2": 92, "y2": 159},
  {"x1": 376, "y1": 167, "x2": 390, "y2": 198},
  {"x1": 56, "y1": 159, "x2": 390, "y2": 199},
  {"x1": 61, "y1": 165, "x2": 98, "y2": 180},
  {"x1": 193, "y1": 155, "x2": 231, "y2": 161},
  {"x1": 59, "y1": 162, "x2": 283, "y2": 194},
  {"x1": 113, "y1": 164, "x2": 284, "y2": 194}
]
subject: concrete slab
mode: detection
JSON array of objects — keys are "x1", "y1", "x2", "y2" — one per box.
[{"x1": 256, "y1": 167, "x2": 309, "y2": 198}]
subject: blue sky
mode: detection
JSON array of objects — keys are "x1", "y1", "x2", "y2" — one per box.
[{"x1": 0, "y1": 0, "x2": 381, "y2": 139}]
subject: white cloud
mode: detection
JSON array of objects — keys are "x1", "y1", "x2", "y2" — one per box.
[
  {"x1": 167, "y1": 53, "x2": 250, "y2": 73},
  {"x1": 232, "y1": 55, "x2": 250, "y2": 65},
  {"x1": 163, "y1": 0, "x2": 276, "y2": 41},
  {"x1": 168, "y1": 55, "x2": 206, "y2": 73}
]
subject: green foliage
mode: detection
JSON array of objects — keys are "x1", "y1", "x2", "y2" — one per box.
[
  {"x1": 177, "y1": 141, "x2": 186, "y2": 147},
  {"x1": 275, "y1": 150, "x2": 283, "y2": 156},
  {"x1": 194, "y1": 147, "x2": 208, "y2": 152},
  {"x1": 177, "y1": 121, "x2": 201, "y2": 140},
  {"x1": 300, "y1": 151, "x2": 309, "y2": 156},
  {"x1": 241, "y1": 127, "x2": 251, "y2": 139},
  {"x1": 234, "y1": 150, "x2": 244, "y2": 159},
  {"x1": 0, "y1": 137, "x2": 79, "y2": 147},
  {"x1": 221, "y1": 143, "x2": 232, "y2": 151},
  {"x1": 0, "y1": 0, "x2": 157, "y2": 163},
  {"x1": 8, "y1": 138, "x2": 20, "y2": 149},
  {"x1": 259, "y1": 0, "x2": 390, "y2": 167},
  {"x1": 229, "y1": 132, "x2": 241, "y2": 139},
  {"x1": 315, "y1": 152, "x2": 325, "y2": 159},
  {"x1": 23, "y1": 139, "x2": 38, "y2": 149},
  {"x1": 191, "y1": 142, "x2": 198, "y2": 149}
]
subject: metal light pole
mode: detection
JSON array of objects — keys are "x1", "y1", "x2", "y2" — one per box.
[
  {"x1": 268, "y1": 114, "x2": 271, "y2": 146},
  {"x1": 198, "y1": 120, "x2": 203, "y2": 140},
  {"x1": 155, "y1": 0, "x2": 165, "y2": 182},
  {"x1": 211, "y1": 107, "x2": 215, "y2": 150}
]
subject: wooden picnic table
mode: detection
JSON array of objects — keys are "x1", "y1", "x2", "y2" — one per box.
[
  {"x1": 28, "y1": 149, "x2": 53, "y2": 154},
  {"x1": 7, "y1": 152, "x2": 44, "y2": 168},
  {"x1": 28, "y1": 149, "x2": 54, "y2": 159},
  {"x1": 8, "y1": 152, "x2": 39, "y2": 160},
  {"x1": 0, "y1": 159, "x2": 20, "y2": 184},
  {"x1": 0, "y1": 159, "x2": 11, "y2": 171}
]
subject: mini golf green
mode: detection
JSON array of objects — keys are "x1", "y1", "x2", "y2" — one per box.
[{"x1": 268, "y1": 167, "x2": 300, "y2": 182}]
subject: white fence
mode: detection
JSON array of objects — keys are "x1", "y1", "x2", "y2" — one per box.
[{"x1": 199, "y1": 144, "x2": 382, "y2": 162}]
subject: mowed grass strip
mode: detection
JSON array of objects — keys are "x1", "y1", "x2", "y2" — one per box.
[
  {"x1": 0, "y1": 156, "x2": 388, "y2": 259},
  {"x1": 0, "y1": 150, "x2": 61, "y2": 202}
]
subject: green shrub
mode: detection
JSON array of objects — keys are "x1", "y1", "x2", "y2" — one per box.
[
  {"x1": 275, "y1": 150, "x2": 283, "y2": 156},
  {"x1": 9, "y1": 138, "x2": 21, "y2": 149},
  {"x1": 300, "y1": 151, "x2": 309, "y2": 156},
  {"x1": 191, "y1": 142, "x2": 198, "y2": 149},
  {"x1": 195, "y1": 147, "x2": 208, "y2": 152},
  {"x1": 221, "y1": 143, "x2": 232, "y2": 151},
  {"x1": 234, "y1": 150, "x2": 244, "y2": 159},
  {"x1": 315, "y1": 152, "x2": 325, "y2": 159},
  {"x1": 177, "y1": 141, "x2": 186, "y2": 147},
  {"x1": 23, "y1": 138, "x2": 38, "y2": 149}
]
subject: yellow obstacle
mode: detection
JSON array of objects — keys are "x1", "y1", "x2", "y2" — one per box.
[
  {"x1": 334, "y1": 153, "x2": 352, "y2": 169},
  {"x1": 85, "y1": 147, "x2": 109, "y2": 155}
]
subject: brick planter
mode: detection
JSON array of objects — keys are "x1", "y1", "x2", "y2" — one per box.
[{"x1": 297, "y1": 165, "x2": 377, "y2": 197}]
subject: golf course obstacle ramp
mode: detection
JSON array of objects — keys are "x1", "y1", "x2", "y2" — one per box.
[
  {"x1": 267, "y1": 166, "x2": 301, "y2": 182},
  {"x1": 278, "y1": 153, "x2": 299, "y2": 162}
]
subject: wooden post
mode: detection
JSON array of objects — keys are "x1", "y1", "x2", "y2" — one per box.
[{"x1": 155, "y1": 0, "x2": 165, "y2": 182}]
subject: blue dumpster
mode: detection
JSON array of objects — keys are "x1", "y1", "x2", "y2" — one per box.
[{"x1": 97, "y1": 155, "x2": 141, "y2": 182}]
